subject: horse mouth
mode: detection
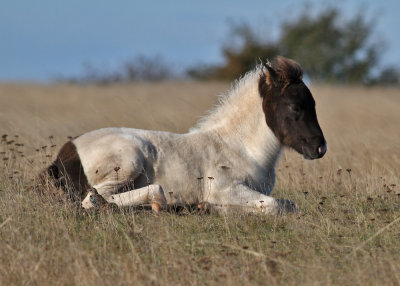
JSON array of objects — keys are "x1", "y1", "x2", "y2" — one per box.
[
  {"x1": 301, "y1": 143, "x2": 327, "y2": 160},
  {"x1": 303, "y1": 153, "x2": 318, "y2": 160}
]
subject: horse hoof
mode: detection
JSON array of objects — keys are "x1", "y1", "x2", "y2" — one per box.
[
  {"x1": 197, "y1": 202, "x2": 210, "y2": 214},
  {"x1": 82, "y1": 188, "x2": 108, "y2": 209},
  {"x1": 152, "y1": 202, "x2": 162, "y2": 213}
]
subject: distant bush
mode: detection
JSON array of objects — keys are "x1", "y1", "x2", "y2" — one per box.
[
  {"x1": 188, "y1": 7, "x2": 399, "y2": 85},
  {"x1": 63, "y1": 55, "x2": 174, "y2": 84},
  {"x1": 188, "y1": 24, "x2": 279, "y2": 81},
  {"x1": 279, "y1": 8, "x2": 380, "y2": 84},
  {"x1": 368, "y1": 67, "x2": 400, "y2": 86}
]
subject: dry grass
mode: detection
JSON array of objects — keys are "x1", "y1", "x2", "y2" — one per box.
[{"x1": 0, "y1": 82, "x2": 399, "y2": 285}]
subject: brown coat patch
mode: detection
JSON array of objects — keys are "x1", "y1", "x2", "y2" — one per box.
[{"x1": 47, "y1": 141, "x2": 89, "y2": 200}]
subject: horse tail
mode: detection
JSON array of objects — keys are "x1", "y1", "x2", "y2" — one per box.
[{"x1": 45, "y1": 161, "x2": 61, "y2": 188}]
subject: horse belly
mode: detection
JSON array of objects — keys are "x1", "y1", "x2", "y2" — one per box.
[{"x1": 152, "y1": 155, "x2": 204, "y2": 206}]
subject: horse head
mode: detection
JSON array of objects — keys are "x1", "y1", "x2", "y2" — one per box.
[{"x1": 259, "y1": 56, "x2": 327, "y2": 160}]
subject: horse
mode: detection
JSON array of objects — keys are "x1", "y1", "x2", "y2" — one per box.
[{"x1": 46, "y1": 56, "x2": 326, "y2": 214}]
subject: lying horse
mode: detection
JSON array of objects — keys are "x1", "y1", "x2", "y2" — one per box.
[{"x1": 47, "y1": 56, "x2": 326, "y2": 214}]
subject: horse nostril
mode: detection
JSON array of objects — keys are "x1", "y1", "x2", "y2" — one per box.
[{"x1": 317, "y1": 142, "x2": 327, "y2": 157}]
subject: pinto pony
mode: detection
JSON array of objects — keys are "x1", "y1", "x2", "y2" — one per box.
[{"x1": 47, "y1": 56, "x2": 326, "y2": 214}]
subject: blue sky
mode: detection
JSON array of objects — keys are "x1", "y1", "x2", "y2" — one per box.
[{"x1": 1, "y1": 0, "x2": 399, "y2": 82}]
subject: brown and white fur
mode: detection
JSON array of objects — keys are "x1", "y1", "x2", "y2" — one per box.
[{"x1": 47, "y1": 57, "x2": 327, "y2": 214}]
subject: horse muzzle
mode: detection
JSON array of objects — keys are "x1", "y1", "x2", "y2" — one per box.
[{"x1": 302, "y1": 140, "x2": 327, "y2": 160}]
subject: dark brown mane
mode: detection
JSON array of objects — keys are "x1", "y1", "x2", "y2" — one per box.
[
  {"x1": 269, "y1": 56, "x2": 303, "y2": 84},
  {"x1": 263, "y1": 56, "x2": 303, "y2": 89}
]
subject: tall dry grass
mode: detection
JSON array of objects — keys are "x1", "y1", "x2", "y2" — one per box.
[{"x1": 0, "y1": 82, "x2": 399, "y2": 285}]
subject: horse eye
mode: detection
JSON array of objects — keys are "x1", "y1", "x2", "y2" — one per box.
[{"x1": 288, "y1": 104, "x2": 301, "y2": 113}]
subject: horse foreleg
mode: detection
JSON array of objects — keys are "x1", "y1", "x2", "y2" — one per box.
[{"x1": 207, "y1": 184, "x2": 297, "y2": 215}]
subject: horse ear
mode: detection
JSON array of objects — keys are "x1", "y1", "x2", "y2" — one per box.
[{"x1": 264, "y1": 63, "x2": 278, "y2": 86}]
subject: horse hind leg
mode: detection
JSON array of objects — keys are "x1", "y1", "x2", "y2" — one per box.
[
  {"x1": 82, "y1": 184, "x2": 167, "y2": 213},
  {"x1": 111, "y1": 184, "x2": 167, "y2": 213}
]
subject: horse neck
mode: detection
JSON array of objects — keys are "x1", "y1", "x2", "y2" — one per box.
[{"x1": 192, "y1": 70, "x2": 282, "y2": 167}]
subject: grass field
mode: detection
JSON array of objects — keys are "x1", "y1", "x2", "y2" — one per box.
[{"x1": 0, "y1": 82, "x2": 399, "y2": 285}]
